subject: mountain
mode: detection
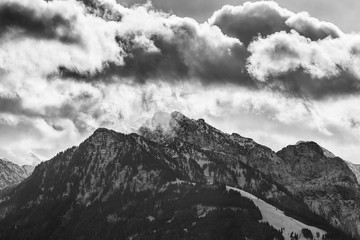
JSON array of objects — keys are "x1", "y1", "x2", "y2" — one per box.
[
  {"x1": 140, "y1": 112, "x2": 360, "y2": 239},
  {"x1": 346, "y1": 161, "x2": 360, "y2": 184},
  {"x1": 0, "y1": 159, "x2": 34, "y2": 190},
  {"x1": 0, "y1": 112, "x2": 358, "y2": 240},
  {"x1": 22, "y1": 164, "x2": 36, "y2": 176},
  {"x1": 277, "y1": 142, "x2": 360, "y2": 238},
  {"x1": 22, "y1": 153, "x2": 42, "y2": 176}
]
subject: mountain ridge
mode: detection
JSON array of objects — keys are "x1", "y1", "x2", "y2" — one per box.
[{"x1": 0, "y1": 111, "x2": 358, "y2": 240}]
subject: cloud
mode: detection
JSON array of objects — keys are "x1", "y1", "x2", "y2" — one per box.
[
  {"x1": 208, "y1": 1, "x2": 343, "y2": 45},
  {"x1": 59, "y1": 4, "x2": 251, "y2": 85},
  {"x1": 247, "y1": 31, "x2": 360, "y2": 98},
  {"x1": 112, "y1": 17, "x2": 250, "y2": 85},
  {"x1": 0, "y1": 0, "x2": 355, "y2": 97},
  {"x1": 0, "y1": 0, "x2": 124, "y2": 77},
  {"x1": 285, "y1": 12, "x2": 343, "y2": 41},
  {"x1": 80, "y1": 0, "x2": 123, "y2": 21},
  {"x1": 0, "y1": 0, "x2": 81, "y2": 43},
  {"x1": 0, "y1": 0, "x2": 360, "y2": 164}
]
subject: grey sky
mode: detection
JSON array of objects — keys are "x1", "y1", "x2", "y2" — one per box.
[{"x1": 118, "y1": 0, "x2": 360, "y2": 33}]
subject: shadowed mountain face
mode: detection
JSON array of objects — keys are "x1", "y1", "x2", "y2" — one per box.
[{"x1": 0, "y1": 112, "x2": 358, "y2": 240}]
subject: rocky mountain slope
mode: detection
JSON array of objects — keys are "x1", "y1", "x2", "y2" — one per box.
[
  {"x1": 0, "y1": 159, "x2": 35, "y2": 190},
  {"x1": 0, "y1": 112, "x2": 358, "y2": 240}
]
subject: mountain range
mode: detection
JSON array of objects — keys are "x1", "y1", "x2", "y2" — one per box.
[{"x1": 0, "y1": 112, "x2": 359, "y2": 240}]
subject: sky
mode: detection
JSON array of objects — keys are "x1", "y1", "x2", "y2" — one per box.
[{"x1": 0, "y1": 0, "x2": 359, "y2": 165}]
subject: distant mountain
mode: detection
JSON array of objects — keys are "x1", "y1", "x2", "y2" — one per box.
[
  {"x1": 0, "y1": 159, "x2": 34, "y2": 190},
  {"x1": 21, "y1": 153, "x2": 42, "y2": 178},
  {"x1": 22, "y1": 164, "x2": 36, "y2": 176},
  {"x1": 0, "y1": 112, "x2": 358, "y2": 240}
]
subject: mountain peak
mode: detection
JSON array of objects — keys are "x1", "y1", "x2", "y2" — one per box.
[
  {"x1": 292, "y1": 141, "x2": 323, "y2": 156},
  {"x1": 91, "y1": 127, "x2": 128, "y2": 139},
  {"x1": 295, "y1": 141, "x2": 337, "y2": 158},
  {"x1": 170, "y1": 111, "x2": 187, "y2": 121},
  {"x1": 93, "y1": 127, "x2": 116, "y2": 134}
]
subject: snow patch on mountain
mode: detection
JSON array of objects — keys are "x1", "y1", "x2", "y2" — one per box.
[
  {"x1": 320, "y1": 148, "x2": 337, "y2": 158},
  {"x1": 346, "y1": 161, "x2": 360, "y2": 184},
  {"x1": 227, "y1": 186, "x2": 327, "y2": 240}
]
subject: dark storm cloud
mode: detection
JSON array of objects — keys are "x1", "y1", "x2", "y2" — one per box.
[
  {"x1": 208, "y1": 2, "x2": 343, "y2": 45},
  {"x1": 0, "y1": 1, "x2": 80, "y2": 43}
]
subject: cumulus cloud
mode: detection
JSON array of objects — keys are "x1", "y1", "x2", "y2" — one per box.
[
  {"x1": 208, "y1": 1, "x2": 343, "y2": 45},
  {"x1": 247, "y1": 31, "x2": 360, "y2": 98},
  {"x1": 59, "y1": 4, "x2": 250, "y2": 85},
  {"x1": 0, "y1": 0, "x2": 124, "y2": 77},
  {"x1": 0, "y1": 0, "x2": 356, "y2": 96},
  {"x1": 0, "y1": 0, "x2": 360, "y2": 164},
  {"x1": 286, "y1": 12, "x2": 343, "y2": 41}
]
